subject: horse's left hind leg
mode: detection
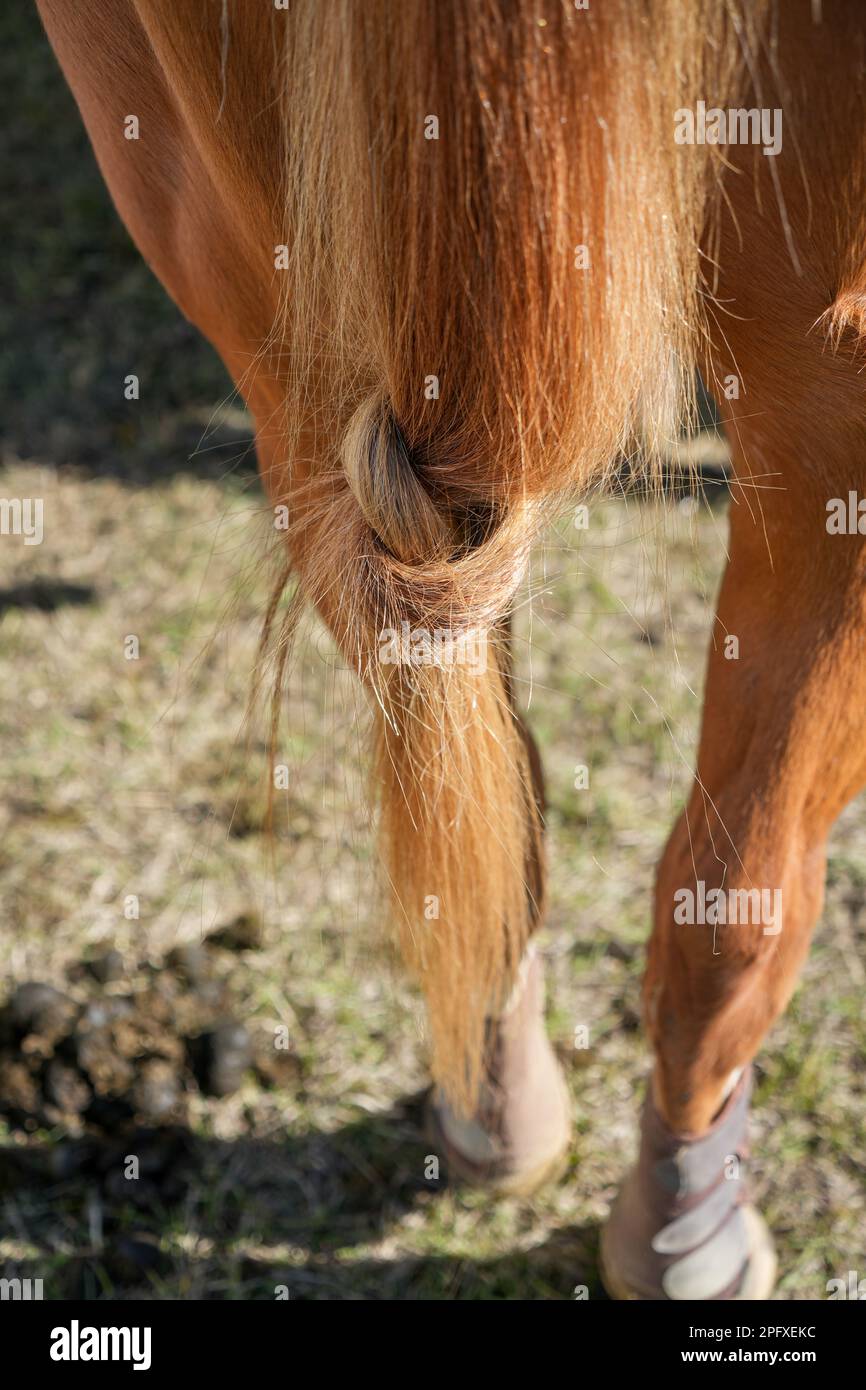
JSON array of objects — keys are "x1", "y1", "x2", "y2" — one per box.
[{"x1": 425, "y1": 616, "x2": 572, "y2": 1195}]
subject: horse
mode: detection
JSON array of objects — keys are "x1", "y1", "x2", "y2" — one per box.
[{"x1": 35, "y1": 0, "x2": 866, "y2": 1300}]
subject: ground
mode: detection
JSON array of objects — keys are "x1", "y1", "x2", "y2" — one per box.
[{"x1": 0, "y1": 5, "x2": 863, "y2": 1300}]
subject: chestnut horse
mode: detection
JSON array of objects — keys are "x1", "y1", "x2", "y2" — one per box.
[{"x1": 37, "y1": 0, "x2": 866, "y2": 1299}]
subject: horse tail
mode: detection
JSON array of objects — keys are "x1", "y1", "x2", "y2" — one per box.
[{"x1": 273, "y1": 0, "x2": 764, "y2": 1111}]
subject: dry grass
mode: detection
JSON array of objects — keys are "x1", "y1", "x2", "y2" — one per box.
[
  {"x1": 1, "y1": 4, "x2": 864, "y2": 1301},
  {"x1": 1, "y1": 454, "x2": 864, "y2": 1299}
]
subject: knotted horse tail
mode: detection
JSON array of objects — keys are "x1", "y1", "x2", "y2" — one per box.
[{"x1": 274, "y1": 0, "x2": 766, "y2": 1112}]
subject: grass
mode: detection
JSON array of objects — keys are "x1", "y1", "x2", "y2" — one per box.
[
  {"x1": 1, "y1": 5, "x2": 864, "y2": 1301},
  {"x1": 1, "y1": 464, "x2": 864, "y2": 1300}
]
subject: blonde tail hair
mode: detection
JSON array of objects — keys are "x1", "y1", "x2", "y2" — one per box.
[{"x1": 272, "y1": 0, "x2": 766, "y2": 1111}]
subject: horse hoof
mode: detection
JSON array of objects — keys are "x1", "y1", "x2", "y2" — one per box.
[
  {"x1": 425, "y1": 1092, "x2": 570, "y2": 1197},
  {"x1": 425, "y1": 947, "x2": 571, "y2": 1197},
  {"x1": 600, "y1": 1068, "x2": 778, "y2": 1300},
  {"x1": 601, "y1": 1202, "x2": 777, "y2": 1301}
]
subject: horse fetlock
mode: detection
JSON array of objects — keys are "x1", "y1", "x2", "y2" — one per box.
[{"x1": 426, "y1": 948, "x2": 571, "y2": 1196}]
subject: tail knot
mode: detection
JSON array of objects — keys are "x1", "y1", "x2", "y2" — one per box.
[{"x1": 340, "y1": 393, "x2": 533, "y2": 639}]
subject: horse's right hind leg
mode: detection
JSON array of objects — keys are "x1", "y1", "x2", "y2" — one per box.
[
  {"x1": 602, "y1": 407, "x2": 866, "y2": 1297},
  {"x1": 603, "y1": 0, "x2": 866, "y2": 1297}
]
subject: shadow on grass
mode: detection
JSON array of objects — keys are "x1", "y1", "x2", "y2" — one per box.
[
  {"x1": 0, "y1": 1091, "x2": 604, "y2": 1301},
  {"x1": 0, "y1": 578, "x2": 97, "y2": 614}
]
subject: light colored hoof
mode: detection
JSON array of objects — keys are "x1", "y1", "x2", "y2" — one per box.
[
  {"x1": 600, "y1": 1202, "x2": 777, "y2": 1301},
  {"x1": 424, "y1": 946, "x2": 572, "y2": 1198},
  {"x1": 734, "y1": 1206, "x2": 778, "y2": 1300},
  {"x1": 425, "y1": 1081, "x2": 571, "y2": 1199}
]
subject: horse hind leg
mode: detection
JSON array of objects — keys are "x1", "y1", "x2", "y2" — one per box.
[
  {"x1": 604, "y1": 0, "x2": 866, "y2": 1296},
  {"x1": 425, "y1": 615, "x2": 572, "y2": 1196},
  {"x1": 602, "y1": 394, "x2": 866, "y2": 1297}
]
